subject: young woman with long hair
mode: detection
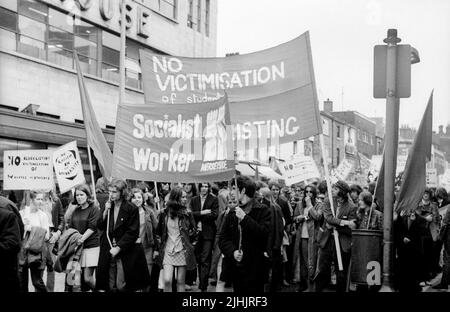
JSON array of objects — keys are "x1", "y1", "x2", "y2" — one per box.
[{"x1": 155, "y1": 186, "x2": 198, "y2": 292}]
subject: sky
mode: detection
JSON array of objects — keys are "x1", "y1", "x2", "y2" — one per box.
[{"x1": 216, "y1": 0, "x2": 450, "y2": 132}]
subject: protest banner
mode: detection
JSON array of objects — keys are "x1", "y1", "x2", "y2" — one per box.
[
  {"x1": 278, "y1": 155, "x2": 320, "y2": 186},
  {"x1": 369, "y1": 154, "x2": 407, "y2": 179},
  {"x1": 53, "y1": 141, "x2": 86, "y2": 194},
  {"x1": 3, "y1": 150, "x2": 53, "y2": 190},
  {"x1": 139, "y1": 31, "x2": 322, "y2": 146},
  {"x1": 425, "y1": 168, "x2": 438, "y2": 188},
  {"x1": 112, "y1": 96, "x2": 235, "y2": 183},
  {"x1": 331, "y1": 158, "x2": 354, "y2": 183},
  {"x1": 439, "y1": 169, "x2": 450, "y2": 192}
]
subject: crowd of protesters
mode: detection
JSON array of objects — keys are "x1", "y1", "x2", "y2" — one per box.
[{"x1": 0, "y1": 174, "x2": 449, "y2": 293}]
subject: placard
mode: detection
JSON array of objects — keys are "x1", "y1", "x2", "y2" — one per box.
[{"x1": 3, "y1": 150, "x2": 53, "y2": 190}]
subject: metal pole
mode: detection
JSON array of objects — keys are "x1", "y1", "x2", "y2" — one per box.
[
  {"x1": 319, "y1": 134, "x2": 344, "y2": 270},
  {"x1": 119, "y1": 0, "x2": 127, "y2": 107},
  {"x1": 86, "y1": 145, "x2": 97, "y2": 203},
  {"x1": 381, "y1": 29, "x2": 400, "y2": 291}
]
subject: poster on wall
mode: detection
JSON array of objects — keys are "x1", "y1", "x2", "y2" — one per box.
[
  {"x1": 3, "y1": 150, "x2": 53, "y2": 190},
  {"x1": 53, "y1": 141, "x2": 86, "y2": 194}
]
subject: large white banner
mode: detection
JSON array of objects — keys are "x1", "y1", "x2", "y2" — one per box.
[
  {"x1": 3, "y1": 150, "x2": 53, "y2": 190},
  {"x1": 53, "y1": 141, "x2": 86, "y2": 194},
  {"x1": 278, "y1": 155, "x2": 320, "y2": 186}
]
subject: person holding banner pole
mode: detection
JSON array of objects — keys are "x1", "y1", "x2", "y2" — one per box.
[
  {"x1": 96, "y1": 179, "x2": 150, "y2": 292},
  {"x1": 218, "y1": 175, "x2": 271, "y2": 292},
  {"x1": 314, "y1": 180, "x2": 357, "y2": 292}
]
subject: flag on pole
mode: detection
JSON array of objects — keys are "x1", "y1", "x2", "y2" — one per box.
[
  {"x1": 374, "y1": 152, "x2": 385, "y2": 212},
  {"x1": 395, "y1": 91, "x2": 433, "y2": 213},
  {"x1": 74, "y1": 52, "x2": 113, "y2": 180}
]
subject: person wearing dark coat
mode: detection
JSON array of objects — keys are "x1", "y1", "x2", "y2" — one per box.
[
  {"x1": 96, "y1": 179, "x2": 150, "y2": 292},
  {"x1": 190, "y1": 183, "x2": 219, "y2": 292},
  {"x1": 219, "y1": 176, "x2": 271, "y2": 293},
  {"x1": 260, "y1": 187, "x2": 284, "y2": 292},
  {"x1": 0, "y1": 196, "x2": 24, "y2": 238},
  {"x1": 432, "y1": 188, "x2": 450, "y2": 290},
  {"x1": 314, "y1": 180, "x2": 357, "y2": 292},
  {"x1": 394, "y1": 208, "x2": 428, "y2": 292},
  {"x1": 0, "y1": 208, "x2": 22, "y2": 292},
  {"x1": 269, "y1": 181, "x2": 293, "y2": 286}
]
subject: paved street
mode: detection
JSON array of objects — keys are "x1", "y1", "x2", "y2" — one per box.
[{"x1": 31, "y1": 272, "x2": 448, "y2": 292}]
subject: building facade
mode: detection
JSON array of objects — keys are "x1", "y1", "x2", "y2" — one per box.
[
  {"x1": 331, "y1": 110, "x2": 378, "y2": 158},
  {"x1": 0, "y1": 0, "x2": 217, "y2": 190}
]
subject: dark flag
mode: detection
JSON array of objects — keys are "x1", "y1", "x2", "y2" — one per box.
[
  {"x1": 374, "y1": 152, "x2": 385, "y2": 212},
  {"x1": 394, "y1": 91, "x2": 433, "y2": 213},
  {"x1": 74, "y1": 52, "x2": 113, "y2": 179}
]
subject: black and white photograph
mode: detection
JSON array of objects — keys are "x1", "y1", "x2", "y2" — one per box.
[{"x1": 0, "y1": 0, "x2": 449, "y2": 308}]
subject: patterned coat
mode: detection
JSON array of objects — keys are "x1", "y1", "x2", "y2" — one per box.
[{"x1": 155, "y1": 203, "x2": 198, "y2": 270}]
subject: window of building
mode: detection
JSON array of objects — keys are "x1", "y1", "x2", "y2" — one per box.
[
  {"x1": 336, "y1": 148, "x2": 340, "y2": 165},
  {"x1": 48, "y1": 8, "x2": 72, "y2": 33},
  {"x1": 18, "y1": 0, "x2": 48, "y2": 23},
  {"x1": 48, "y1": 26, "x2": 74, "y2": 67},
  {"x1": 102, "y1": 46, "x2": 120, "y2": 83},
  {"x1": 0, "y1": 28, "x2": 16, "y2": 51},
  {"x1": 1, "y1": 0, "x2": 18, "y2": 12},
  {"x1": 357, "y1": 129, "x2": 361, "y2": 140},
  {"x1": 205, "y1": 0, "x2": 210, "y2": 36},
  {"x1": 102, "y1": 30, "x2": 120, "y2": 50},
  {"x1": 159, "y1": 0, "x2": 177, "y2": 20},
  {"x1": 293, "y1": 141, "x2": 298, "y2": 154},
  {"x1": 18, "y1": 15, "x2": 45, "y2": 41},
  {"x1": 197, "y1": 0, "x2": 201, "y2": 32},
  {"x1": 336, "y1": 125, "x2": 341, "y2": 138},
  {"x1": 187, "y1": 0, "x2": 194, "y2": 28},
  {"x1": 17, "y1": 15, "x2": 46, "y2": 60},
  {"x1": 101, "y1": 31, "x2": 120, "y2": 82},
  {"x1": 74, "y1": 36, "x2": 97, "y2": 74},
  {"x1": 0, "y1": 6, "x2": 18, "y2": 32},
  {"x1": 74, "y1": 19, "x2": 99, "y2": 42}
]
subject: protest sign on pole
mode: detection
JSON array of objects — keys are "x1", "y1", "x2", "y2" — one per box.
[
  {"x1": 425, "y1": 168, "x2": 438, "y2": 188},
  {"x1": 53, "y1": 141, "x2": 86, "y2": 194},
  {"x1": 278, "y1": 155, "x2": 320, "y2": 186},
  {"x1": 330, "y1": 158, "x2": 354, "y2": 183},
  {"x1": 112, "y1": 95, "x2": 235, "y2": 183},
  {"x1": 139, "y1": 31, "x2": 322, "y2": 146},
  {"x1": 3, "y1": 150, "x2": 53, "y2": 190}
]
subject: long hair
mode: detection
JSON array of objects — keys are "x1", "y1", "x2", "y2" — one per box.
[
  {"x1": 260, "y1": 187, "x2": 281, "y2": 211},
  {"x1": 130, "y1": 188, "x2": 145, "y2": 208},
  {"x1": 167, "y1": 186, "x2": 185, "y2": 219},
  {"x1": 109, "y1": 179, "x2": 128, "y2": 201},
  {"x1": 302, "y1": 184, "x2": 317, "y2": 207}
]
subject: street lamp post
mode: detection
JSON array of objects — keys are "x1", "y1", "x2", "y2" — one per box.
[{"x1": 381, "y1": 29, "x2": 401, "y2": 291}]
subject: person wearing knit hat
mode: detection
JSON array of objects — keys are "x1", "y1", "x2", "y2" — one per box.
[{"x1": 313, "y1": 180, "x2": 357, "y2": 292}]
